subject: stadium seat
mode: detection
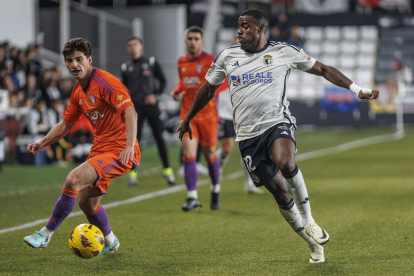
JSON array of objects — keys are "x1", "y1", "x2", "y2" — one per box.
[
  {"x1": 338, "y1": 54, "x2": 356, "y2": 68},
  {"x1": 306, "y1": 26, "x2": 323, "y2": 41},
  {"x1": 302, "y1": 72, "x2": 320, "y2": 85},
  {"x1": 322, "y1": 40, "x2": 340, "y2": 55},
  {"x1": 286, "y1": 85, "x2": 300, "y2": 100},
  {"x1": 339, "y1": 40, "x2": 358, "y2": 54},
  {"x1": 324, "y1": 26, "x2": 341, "y2": 40},
  {"x1": 358, "y1": 40, "x2": 377, "y2": 53},
  {"x1": 320, "y1": 55, "x2": 338, "y2": 68},
  {"x1": 305, "y1": 40, "x2": 322, "y2": 56},
  {"x1": 301, "y1": 86, "x2": 318, "y2": 99},
  {"x1": 339, "y1": 68, "x2": 354, "y2": 81},
  {"x1": 289, "y1": 70, "x2": 301, "y2": 83},
  {"x1": 360, "y1": 26, "x2": 378, "y2": 40},
  {"x1": 355, "y1": 69, "x2": 374, "y2": 83},
  {"x1": 356, "y1": 53, "x2": 376, "y2": 68},
  {"x1": 341, "y1": 26, "x2": 359, "y2": 40}
]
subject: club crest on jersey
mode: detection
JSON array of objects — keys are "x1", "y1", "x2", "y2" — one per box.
[
  {"x1": 117, "y1": 95, "x2": 123, "y2": 101},
  {"x1": 89, "y1": 94, "x2": 95, "y2": 106},
  {"x1": 263, "y1": 55, "x2": 273, "y2": 66},
  {"x1": 230, "y1": 75, "x2": 241, "y2": 87},
  {"x1": 197, "y1": 65, "x2": 203, "y2": 73}
]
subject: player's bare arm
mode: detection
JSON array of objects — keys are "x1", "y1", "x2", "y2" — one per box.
[
  {"x1": 177, "y1": 81, "x2": 220, "y2": 141},
  {"x1": 306, "y1": 61, "x2": 379, "y2": 100},
  {"x1": 27, "y1": 120, "x2": 75, "y2": 156},
  {"x1": 119, "y1": 106, "x2": 138, "y2": 165}
]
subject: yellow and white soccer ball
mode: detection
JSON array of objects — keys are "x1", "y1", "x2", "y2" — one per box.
[{"x1": 68, "y1": 224, "x2": 105, "y2": 259}]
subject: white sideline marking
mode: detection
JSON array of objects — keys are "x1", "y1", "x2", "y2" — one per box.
[{"x1": 0, "y1": 130, "x2": 404, "y2": 235}]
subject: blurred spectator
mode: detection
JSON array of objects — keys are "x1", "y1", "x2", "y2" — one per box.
[
  {"x1": 269, "y1": 26, "x2": 283, "y2": 42},
  {"x1": 286, "y1": 26, "x2": 305, "y2": 49},
  {"x1": 25, "y1": 73, "x2": 41, "y2": 99},
  {"x1": 22, "y1": 97, "x2": 57, "y2": 135}
]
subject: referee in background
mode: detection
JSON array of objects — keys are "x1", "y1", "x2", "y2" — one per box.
[{"x1": 121, "y1": 36, "x2": 175, "y2": 186}]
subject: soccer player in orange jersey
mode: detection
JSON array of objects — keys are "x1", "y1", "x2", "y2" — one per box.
[
  {"x1": 23, "y1": 38, "x2": 140, "y2": 255},
  {"x1": 171, "y1": 26, "x2": 226, "y2": 211}
]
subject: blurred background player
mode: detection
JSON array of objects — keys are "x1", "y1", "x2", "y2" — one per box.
[
  {"x1": 23, "y1": 38, "x2": 140, "y2": 255},
  {"x1": 171, "y1": 26, "x2": 225, "y2": 211},
  {"x1": 216, "y1": 36, "x2": 263, "y2": 194},
  {"x1": 122, "y1": 36, "x2": 175, "y2": 186}
]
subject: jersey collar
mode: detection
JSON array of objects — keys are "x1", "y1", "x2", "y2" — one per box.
[
  {"x1": 186, "y1": 51, "x2": 204, "y2": 62},
  {"x1": 242, "y1": 41, "x2": 269, "y2": 54},
  {"x1": 82, "y1": 67, "x2": 97, "y2": 92}
]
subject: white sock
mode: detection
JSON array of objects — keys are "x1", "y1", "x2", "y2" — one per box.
[
  {"x1": 211, "y1": 183, "x2": 220, "y2": 193},
  {"x1": 187, "y1": 190, "x2": 198, "y2": 199},
  {"x1": 278, "y1": 199, "x2": 317, "y2": 247},
  {"x1": 104, "y1": 231, "x2": 116, "y2": 245},
  {"x1": 284, "y1": 167, "x2": 315, "y2": 227},
  {"x1": 41, "y1": 227, "x2": 54, "y2": 239}
]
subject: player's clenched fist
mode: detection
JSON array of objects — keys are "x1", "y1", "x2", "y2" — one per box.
[
  {"x1": 358, "y1": 90, "x2": 379, "y2": 100},
  {"x1": 27, "y1": 143, "x2": 42, "y2": 156}
]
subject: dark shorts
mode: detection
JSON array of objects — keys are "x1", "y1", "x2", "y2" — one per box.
[
  {"x1": 219, "y1": 119, "x2": 236, "y2": 139},
  {"x1": 239, "y1": 123, "x2": 296, "y2": 187}
]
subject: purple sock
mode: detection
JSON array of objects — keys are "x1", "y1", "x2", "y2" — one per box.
[
  {"x1": 85, "y1": 204, "x2": 112, "y2": 236},
  {"x1": 183, "y1": 157, "x2": 198, "y2": 191},
  {"x1": 45, "y1": 187, "x2": 78, "y2": 231},
  {"x1": 208, "y1": 155, "x2": 220, "y2": 185}
]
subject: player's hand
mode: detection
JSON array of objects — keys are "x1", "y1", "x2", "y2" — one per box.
[
  {"x1": 358, "y1": 90, "x2": 379, "y2": 100},
  {"x1": 119, "y1": 145, "x2": 135, "y2": 165},
  {"x1": 27, "y1": 143, "x2": 42, "y2": 156},
  {"x1": 170, "y1": 90, "x2": 181, "y2": 101},
  {"x1": 144, "y1": 94, "x2": 157, "y2": 105},
  {"x1": 177, "y1": 120, "x2": 193, "y2": 141}
]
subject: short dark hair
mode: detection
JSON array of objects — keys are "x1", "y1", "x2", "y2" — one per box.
[
  {"x1": 240, "y1": 9, "x2": 269, "y2": 30},
  {"x1": 185, "y1": 26, "x2": 203, "y2": 37},
  {"x1": 62, "y1": 38, "x2": 91, "y2": 58},
  {"x1": 126, "y1": 35, "x2": 143, "y2": 45}
]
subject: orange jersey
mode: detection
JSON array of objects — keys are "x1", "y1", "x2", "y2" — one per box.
[
  {"x1": 64, "y1": 68, "x2": 140, "y2": 164},
  {"x1": 176, "y1": 51, "x2": 224, "y2": 121}
]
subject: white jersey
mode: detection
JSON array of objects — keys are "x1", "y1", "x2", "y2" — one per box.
[
  {"x1": 217, "y1": 88, "x2": 233, "y2": 120},
  {"x1": 205, "y1": 41, "x2": 316, "y2": 141}
]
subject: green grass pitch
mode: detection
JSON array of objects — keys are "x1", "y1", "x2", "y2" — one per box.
[{"x1": 0, "y1": 127, "x2": 413, "y2": 275}]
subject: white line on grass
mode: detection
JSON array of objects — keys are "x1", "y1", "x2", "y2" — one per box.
[{"x1": 0, "y1": 130, "x2": 404, "y2": 235}]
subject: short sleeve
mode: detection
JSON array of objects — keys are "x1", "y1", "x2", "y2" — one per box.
[
  {"x1": 101, "y1": 79, "x2": 134, "y2": 115},
  {"x1": 283, "y1": 45, "x2": 316, "y2": 72},
  {"x1": 205, "y1": 51, "x2": 227, "y2": 86},
  {"x1": 63, "y1": 91, "x2": 82, "y2": 123}
]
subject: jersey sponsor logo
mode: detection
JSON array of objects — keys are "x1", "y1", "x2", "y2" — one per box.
[
  {"x1": 85, "y1": 110, "x2": 105, "y2": 125},
  {"x1": 281, "y1": 131, "x2": 289, "y2": 135},
  {"x1": 230, "y1": 75, "x2": 241, "y2": 87},
  {"x1": 231, "y1": 72, "x2": 273, "y2": 87},
  {"x1": 97, "y1": 160, "x2": 103, "y2": 166},
  {"x1": 197, "y1": 65, "x2": 203, "y2": 73},
  {"x1": 117, "y1": 95, "x2": 123, "y2": 101},
  {"x1": 116, "y1": 98, "x2": 131, "y2": 109},
  {"x1": 232, "y1": 61, "x2": 239, "y2": 67},
  {"x1": 263, "y1": 55, "x2": 273, "y2": 66},
  {"x1": 89, "y1": 94, "x2": 96, "y2": 106},
  {"x1": 250, "y1": 173, "x2": 260, "y2": 183},
  {"x1": 183, "y1": 76, "x2": 201, "y2": 87}
]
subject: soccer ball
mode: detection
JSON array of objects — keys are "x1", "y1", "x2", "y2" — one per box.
[{"x1": 68, "y1": 224, "x2": 105, "y2": 259}]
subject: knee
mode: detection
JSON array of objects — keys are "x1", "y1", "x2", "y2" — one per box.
[
  {"x1": 278, "y1": 160, "x2": 296, "y2": 176},
  {"x1": 64, "y1": 172, "x2": 83, "y2": 191}
]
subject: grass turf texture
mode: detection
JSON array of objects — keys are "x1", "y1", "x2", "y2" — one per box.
[{"x1": 0, "y1": 127, "x2": 413, "y2": 275}]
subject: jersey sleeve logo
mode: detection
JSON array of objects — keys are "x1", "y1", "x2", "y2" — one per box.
[
  {"x1": 117, "y1": 95, "x2": 123, "y2": 101},
  {"x1": 89, "y1": 94, "x2": 95, "y2": 106},
  {"x1": 230, "y1": 75, "x2": 241, "y2": 87},
  {"x1": 197, "y1": 65, "x2": 203, "y2": 73},
  {"x1": 263, "y1": 55, "x2": 273, "y2": 66}
]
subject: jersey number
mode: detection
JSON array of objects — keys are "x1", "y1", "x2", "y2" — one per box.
[{"x1": 243, "y1": 155, "x2": 256, "y2": 172}]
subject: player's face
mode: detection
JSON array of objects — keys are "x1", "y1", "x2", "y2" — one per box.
[
  {"x1": 64, "y1": 51, "x2": 92, "y2": 81},
  {"x1": 185, "y1": 32, "x2": 203, "y2": 56},
  {"x1": 126, "y1": 39, "x2": 143, "y2": 58},
  {"x1": 237, "y1": 16, "x2": 261, "y2": 50}
]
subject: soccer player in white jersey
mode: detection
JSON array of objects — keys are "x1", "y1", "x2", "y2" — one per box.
[{"x1": 178, "y1": 9, "x2": 379, "y2": 263}]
